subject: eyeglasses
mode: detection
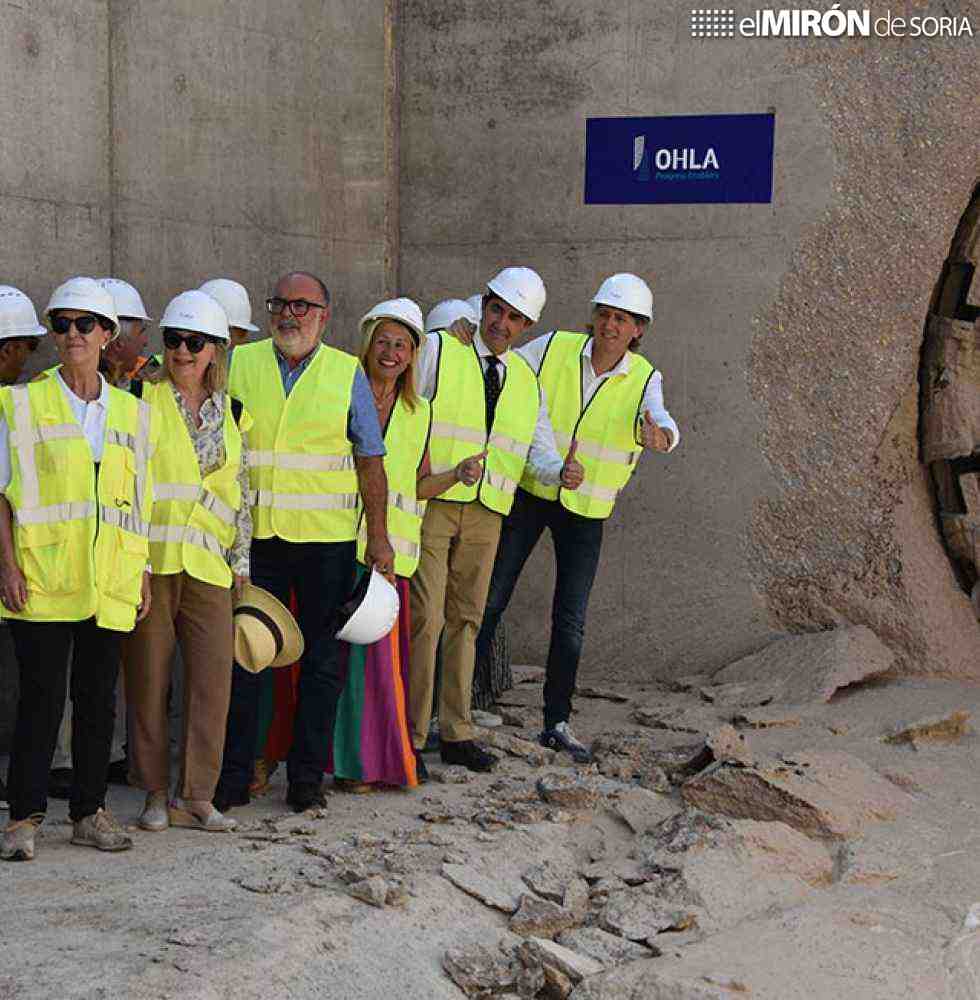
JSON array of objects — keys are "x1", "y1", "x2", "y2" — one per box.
[
  {"x1": 162, "y1": 330, "x2": 217, "y2": 354},
  {"x1": 50, "y1": 314, "x2": 103, "y2": 336},
  {"x1": 266, "y1": 297, "x2": 327, "y2": 318}
]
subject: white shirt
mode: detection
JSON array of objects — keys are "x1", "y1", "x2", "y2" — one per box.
[
  {"x1": 515, "y1": 332, "x2": 680, "y2": 451},
  {"x1": 415, "y1": 331, "x2": 565, "y2": 485},
  {"x1": 0, "y1": 370, "x2": 110, "y2": 491}
]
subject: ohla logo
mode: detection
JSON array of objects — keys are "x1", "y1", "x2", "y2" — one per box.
[{"x1": 633, "y1": 135, "x2": 720, "y2": 180}]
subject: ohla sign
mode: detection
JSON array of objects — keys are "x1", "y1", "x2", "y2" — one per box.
[{"x1": 585, "y1": 113, "x2": 774, "y2": 205}]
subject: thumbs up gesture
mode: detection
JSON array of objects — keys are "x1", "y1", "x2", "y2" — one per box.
[
  {"x1": 455, "y1": 450, "x2": 488, "y2": 486},
  {"x1": 641, "y1": 411, "x2": 671, "y2": 452},
  {"x1": 560, "y1": 438, "x2": 584, "y2": 490}
]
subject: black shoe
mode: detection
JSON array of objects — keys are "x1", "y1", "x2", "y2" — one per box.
[
  {"x1": 440, "y1": 740, "x2": 496, "y2": 773},
  {"x1": 212, "y1": 786, "x2": 250, "y2": 813},
  {"x1": 414, "y1": 751, "x2": 429, "y2": 785},
  {"x1": 0, "y1": 775, "x2": 7, "y2": 809},
  {"x1": 48, "y1": 768, "x2": 74, "y2": 800},
  {"x1": 539, "y1": 722, "x2": 593, "y2": 764},
  {"x1": 106, "y1": 759, "x2": 129, "y2": 786},
  {"x1": 286, "y1": 782, "x2": 326, "y2": 813}
]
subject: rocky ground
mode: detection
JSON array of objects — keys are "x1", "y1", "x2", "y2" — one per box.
[{"x1": 4, "y1": 625, "x2": 980, "y2": 999}]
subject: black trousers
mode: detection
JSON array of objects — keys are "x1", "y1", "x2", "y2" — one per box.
[
  {"x1": 6, "y1": 618, "x2": 122, "y2": 822},
  {"x1": 218, "y1": 537, "x2": 356, "y2": 796}
]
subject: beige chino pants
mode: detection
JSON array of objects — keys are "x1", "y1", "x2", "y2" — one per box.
[{"x1": 409, "y1": 500, "x2": 502, "y2": 747}]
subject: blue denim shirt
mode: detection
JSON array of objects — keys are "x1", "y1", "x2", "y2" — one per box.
[{"x1": 275, "y1": 343, "x2": 385, "y2": 457}]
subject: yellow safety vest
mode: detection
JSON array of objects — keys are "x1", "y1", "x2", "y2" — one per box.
[
  {"x1": 428, "y1": 334, "x2": 539, "y2": 517},
  {"x1": 356, "y1": 394, "x2": 430, "y2": 578},
  {"x1": 0, "y1": 375, "x2": 155, "y2": 631},
  {"x1": 229, "y1": 339, "x2": 359, "y2": 542},
  {"x1": 143, "y1": 381, "x2": 251, "y2": 588},
  {"x1": 521, "y1": 332, "x2": 654, "y2": 520}
]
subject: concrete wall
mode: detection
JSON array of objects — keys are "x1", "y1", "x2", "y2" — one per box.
[{"x1": 398, "y1": 1, "x2": 980, "y2": 682}]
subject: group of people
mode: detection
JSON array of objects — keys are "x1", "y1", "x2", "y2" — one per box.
[{"x1": 0, "y1": 264, "x2": 678, "y2": 864}]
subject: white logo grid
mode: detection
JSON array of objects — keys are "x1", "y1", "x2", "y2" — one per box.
[{"x1": 690, "y1": 9, "x2": 736, "y2": 36}]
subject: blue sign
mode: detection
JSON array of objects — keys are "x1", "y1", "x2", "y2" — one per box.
[{"x1": 584, "y1": 113, "x2": 775, "y2": 205}]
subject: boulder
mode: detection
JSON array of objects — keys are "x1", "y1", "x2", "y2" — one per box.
[
  {"x1": 611, "y1": 787, "x2": 679, "y2": 834},
  {"x1": 348, "y1": 875, "x2": 388, "y2": 907},
  {"x1": 705, "y1": 725, "x2": 754, "y2": 766},
  {"x1": 523, "y1": 860, "x2": 579, "y2": 903},
  {"x1": 599, "y1": 886, "x2": 699, "y2": 940},
  {"x1": 443, "y1": 944, "x2": 544, "y2": 998},
  {"x1": 517, "y1": 938, "x2": 604, "y2": 983},
  {"x1": 556, "y1": 927, "x2": 653, "y2": 969},
  {"x1": 442, "y1": 863, "x2": 525, "y2": 913},
  {"x1": 509, "y1": 893, "x2": 579, "y2": 938}
]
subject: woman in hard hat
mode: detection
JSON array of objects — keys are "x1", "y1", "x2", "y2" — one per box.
[
  {"x1": 121, "y1": 289, "x2": 252, "y2": 833},
  {"x1": 0, "y1": 276, "x2": 155, "y2": 862},
  {"x1": 327, "y1": 298, "x2": 490, "y2": 790}
]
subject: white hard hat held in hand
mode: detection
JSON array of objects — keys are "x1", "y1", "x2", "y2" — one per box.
[
  {"x1": 425, "y1": 298, "x2": 478, "y2": 334},
  {"x1": 45, "y1": 277, "x2": 119, "y2": 332},
  {"x1": 0, "y1": 286, "x2": 46, "y2": 340},
  {"x1": 160, "y1": 289, "x2": 231, "y2": 341},
  {"x1": 98, "y1": 278, "x2": 153, "y2": 322},
  {"x1": 592, "y1": 273, "x2": 653, "y2": 321},
  {"x1": 199, "y1": 278, "x2": 260, "y2": 333},
  {"x1": 335, "y1": 569, "x2": 400, "y2": 645},
  {"x1": 486, "y1": 267, "x2": 547, "y2": 324},
  {"x1": 360, "y1": 297, "x2": 425, "y2": 345}
]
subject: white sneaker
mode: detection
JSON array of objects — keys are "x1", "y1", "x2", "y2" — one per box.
[
  {"x1": 471, "y1": 709, "x2": 503, "y2": 728},
  {"x1": 539, "y1": 722, "x2": 593, "y2": 763},
  {"x1": 72, "y1": 808, "x2": 133, "y2": 852},
  {"x1": 138, "y1": 792, "x2": 169, "y2": 832}
]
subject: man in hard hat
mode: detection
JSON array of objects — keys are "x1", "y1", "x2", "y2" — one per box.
[
  {"x1": 98, "y1": 278, "x2": 159, "y2": 391},
  {"x1": 410, "y1": 267, "x2": 584, "y2": 775},
  {"x1": 199, "y1": 277, "x2": 260, "y2": 350},
  {"x1": 0, "y1": 287, "x2": 43, "y2": 386},
  {"x1": 214, "y1": 270, "x2": 394, "y2": 814},
  {"x1": 472, "y1": 273, "x2": 679, "y2": 763}
]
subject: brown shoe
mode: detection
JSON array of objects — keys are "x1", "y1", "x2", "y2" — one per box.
[
  {"x1": 72, "y1": 808, "x2": 133, "y2": 852},
  {"x1": 249, "y1": 757, "x2": 278, "y2": 796},
  {"x1": 2, "y1": 815, "x2": 43, "y2": 862},
  {"x1": 334, "y1": 777, "x2": 375, "y2": 794}
]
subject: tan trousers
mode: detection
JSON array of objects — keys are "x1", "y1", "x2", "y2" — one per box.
[
  {"x1": 122, "y1": 572, "x2": 233, "y2": 800},
  {"x1": 409, "y1": 500, "x2": 502, "y2": 746}
]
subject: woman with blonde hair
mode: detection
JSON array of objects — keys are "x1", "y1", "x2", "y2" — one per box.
[
  {"x1": 330, "y1": 298, "x2": 487, "y2": 789},
  {"x1": 123, "y1": 289, "x2": 251, "y2": 832}
]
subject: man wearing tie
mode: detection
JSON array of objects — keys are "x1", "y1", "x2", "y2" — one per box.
[{"x1": 410, "y1": 267, "x2": 582, "y2": 775}]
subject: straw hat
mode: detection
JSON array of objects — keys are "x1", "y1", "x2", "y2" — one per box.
[{"x1": 233, "y1": 583, "x2": 304, "y2": 672}]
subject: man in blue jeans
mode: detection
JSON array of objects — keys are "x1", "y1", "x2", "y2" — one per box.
[{"x1": 474, "y1": 274, "x2": 679, "y2": 762}]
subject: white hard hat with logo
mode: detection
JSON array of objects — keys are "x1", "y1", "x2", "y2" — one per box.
[
  {"x1": 98, "y1": 278, "x2": 152, "y2": 322},
  {"x1": 199, "y1": 278, "x2": 259, "y2": 333},
  {"x1": 592, "y1": 273, "x2": 653, "y2": 321},
  {"x1": 425, "y1": 298, "x2": 478, "y2": 334},
  {"x1": 160, "y1": 289, "x2": 230, "y2": 341},
  {"x1": 0, "y1": 286, "x2": 46, "y2": 341},
  {"x1": 335, "y1": 569, "x2": 400, "y2": 645},
  {"x1": 45, "y1": 277, "x2": 119, "y2": 332},
  {"x1": 359, "y1": 297, "x2": 425, "y2": 345},
  {"x1": 486, "y1": 267, "x2": 547, "y2": 324}
]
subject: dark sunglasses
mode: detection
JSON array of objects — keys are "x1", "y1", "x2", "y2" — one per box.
[
  {"x1": 162, "y1": 330, "x2": 218, "y2": 354},
  {"x1": 50, "y1": 313, "x2": 105, "y2": 336},
  {"x1": 265, "y1": 297, "x2": 327, "y2": 318}
]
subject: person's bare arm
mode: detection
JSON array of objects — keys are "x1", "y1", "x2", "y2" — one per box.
[
  {"x1": 355, "y1": 455, "x2": 395, "y2": 579},
  {"x1": 416, "y1": 447, "x2": 487, "y2": 499},
  {"x1": 0, "y1": 496, "x2": 27, "y2": 612}
]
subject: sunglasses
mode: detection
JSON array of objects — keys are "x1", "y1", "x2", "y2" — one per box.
[
  {"x1": 265, "y1": 297, "x2": 327, "y2": 318},
  {"x1": 162, "y1": 330, "x2": 217, "y2": 354},
  {"x1": 50, "y1": 314, "x2": 105, "y2": 336}
]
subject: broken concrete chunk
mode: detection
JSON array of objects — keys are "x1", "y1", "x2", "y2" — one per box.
[
  {"x1": 537, "y1": 773, "x2": 599, "y2": 810},
  {"x1": 611, "y1": 787, "x2": 679, "y2": 835},
  {"x1": 348, "y1": 875, "x2": 388, "y2": 907},
  {"x1": 523, "y1": 860, "x2": 578, "y2": 903},
  {"x1": 563, "y1": 877, "x2": 590, "y2": 921},
  {"x1": 509, "y1": 893, "x2": 579, "y2": 938},
  {"x1": 883, "y1": 710, "x2": 971, "y2": 747},
  {"x1": 568, "y1": 963, "x2": 749, "y2": 999},
  {"x1": 632, "y1": 704, "x2": 720, "y2": 734},
  {"x1": 705, "y1": 725, "x2": 754, "y2": 766},
  {"x1": 517, "y1": 938, "x2": 604, "y2": 983},
  {"x1": 435, "y1": 765, "x2": 473, "y2": 784},
  {"x1": 556, "y1": 927, "x2": 653, "y2": 969},
  {"x1": 575, "y1": 685, "x2": 631, "y2": 703},
  {"x1": 703, "y1": 626, "x2": 894, "y2": 708},
  {"x1": 599, "y1": 887, "x2": 698, "y2": 941},
  {"x1": 681, "y1": 750, "x2": 912, "y2": 840},
  {"x1": 442, "y1": 863, "x2": 524, "y2": 913},
  {"x1": 443, "y1": 943, "x2": 544, "y2": 998}
]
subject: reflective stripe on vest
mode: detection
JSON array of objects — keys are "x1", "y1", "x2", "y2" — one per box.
[
  {"x1": 428, "y1": 334, "x2": 539, "y2": 516},
  {"x1": 356, "y1": 394, "x2": 430, "y2": 578},
  {"x1": 520, "y1": 331, "x2": 654, "y2": 520},
  {"x1": 144, "y1": 382, "x2": 246, "y2": 587},
  {"x1": 229, "y1": 339, "x2": 359, "y2": 542},
  {"x1": 1, "y1": 378, "x2": 154, "y2": 631}
]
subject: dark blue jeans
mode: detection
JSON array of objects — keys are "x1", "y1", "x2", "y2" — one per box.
[
  {"x1": 475, "y1": 488, "x2": 603, "y2": 730},
  {"x1": 218, "y1": 537, "x2": 355, "y2": 795}
]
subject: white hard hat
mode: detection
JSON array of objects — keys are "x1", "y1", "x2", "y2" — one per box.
[
  {"x1": 425, "y1": 298, "x2": 478, "y2": 334},
  {"x1": 592, "y1": 273, "x2": 653, "y2": 321},
  {"x1": 45, "y1": 277, "x2": 119, "y2": 332},
  {"x1": 0, "y1": 286, "x2": 46, "y2": 340},
  {"x1": 199, "y1": 278, "x2": 259, "y2": 333},
  {"x1": 98, "y1": 278, "x2": 152, "y2": 322},
  {"x1": 486, "y1": 267, "x2": 547, "y2": 324},
  {"x1": 467, "y1": 294, "x2": 485, "y2": 326},
  {"x1": 359, "y1": 297, "x2": 425, "y2": 345},
  {"x1": 335, "y1": 569, "x2": 400, "y2": 645},
  {"x1": 160, "y1": 289, "x2": 230, "y2": 341}
]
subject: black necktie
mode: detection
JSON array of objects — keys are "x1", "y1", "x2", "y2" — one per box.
[{"x1": 484, "y1": 357, "x2": 502, "y2": 430}]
